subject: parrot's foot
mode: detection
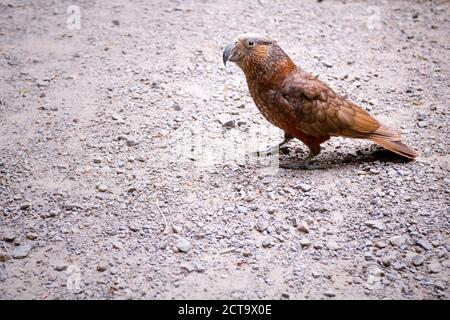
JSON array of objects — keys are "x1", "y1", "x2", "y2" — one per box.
[
  {"x1": 251, "y1": 146, "x2": 280, "y2": 157},
  {"x1": 251, "y1": 135, "x2": 293, "y2": 157},
  {"x1": 280, "y1": 149, "x2": 322, "y2": 170}
]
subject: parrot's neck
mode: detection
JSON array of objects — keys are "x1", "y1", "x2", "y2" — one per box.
[
  {"x1": 239, "y1": 44, "x2": 295, "y2": 87},
  {"x1": 243, "y1": 56, "x2": 295, "y2": 88}
]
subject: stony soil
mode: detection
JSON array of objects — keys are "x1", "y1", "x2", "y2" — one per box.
[{"x1": 0, "y1": 0, "x2": 449, "y2": 299}]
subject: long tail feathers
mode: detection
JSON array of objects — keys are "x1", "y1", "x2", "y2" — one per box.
[
  {"x1": 368, "y1": 124, "x2": 418, "y2": 159},
  {"x1": 369, "y1": 137, "x2": 418, "y2": 159}
]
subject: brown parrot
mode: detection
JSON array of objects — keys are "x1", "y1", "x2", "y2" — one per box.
[{"x1": 223, "y1": 34, "x2": 417, "y2": 169}]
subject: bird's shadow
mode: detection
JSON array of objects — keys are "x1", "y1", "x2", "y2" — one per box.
[{"x1": 279, "y1": 145, "x2": 414, "y2": 170}]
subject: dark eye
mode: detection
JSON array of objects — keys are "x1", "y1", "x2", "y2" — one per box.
[{"x1": 247, "y1": 40, "x2": 255, "y2": 47}]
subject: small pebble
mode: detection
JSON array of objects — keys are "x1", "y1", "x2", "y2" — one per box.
[{"x1": 175, "y1": 237, "x2": 191, "y2": 253}]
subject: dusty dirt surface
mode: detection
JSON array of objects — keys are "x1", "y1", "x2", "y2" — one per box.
[{"x1": 0, "y1": 0, "x2": 449, "y2": 300}]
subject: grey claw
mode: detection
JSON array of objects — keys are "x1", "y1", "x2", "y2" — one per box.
[{"x1": 251, "y1": 148, "x2": 279, "y2": 157}]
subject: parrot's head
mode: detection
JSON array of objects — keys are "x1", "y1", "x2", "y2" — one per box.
[{"x1": 223, "y1": 34, "x2": 294, "y2": 80}]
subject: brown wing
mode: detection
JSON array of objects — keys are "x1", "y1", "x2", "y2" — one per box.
[{"x1": 280, "y1": 71, "x2": 380, "y2": 138}]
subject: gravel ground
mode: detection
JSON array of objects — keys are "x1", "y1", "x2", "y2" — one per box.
[{"x1": 0, "y1": 0, "x2": 449, "y2": 299}]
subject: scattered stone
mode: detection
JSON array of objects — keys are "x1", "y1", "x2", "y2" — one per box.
[
  {"x1": 428, "y1": 260, "x2": 441, "y2": 273},
  {"x1": 172, "y1": 225, "x2": 183, "y2": 233},
  {"x1": 193, "y1": 261, "x2": 206, "y2": 273},
  {"x1": 364, "y1": 252, "x2": 373, "y2": 261},
  {"x1": 151, "y1": 80, "x2": 161, "y2": 89},
  {"x1": 112, "y1": 19, "x2": 120, "y2": 26},
  {"x1": 180, "y1": 262, "x2": 195, "y2": 273},
  {"x1": 291, "y1": 217, "x2": 298, "y2": 227},
  {"x1": 111, "y1": 114, "x2": 122, "y2": 121},
  {"x1": 159, "y1": 241, "x2": 167, "y2": 250},
  {"x1": 0, "y1": 252, "x2": 12, "y2": 262},
  {"x1": 262, "y1": 237, "x2": 273, "y2": 248},
  {"x1": 19, "y1": 203, "x2": 30, "y2": 210},
  {"x1": 411, "y1": 255, "x2": 424, "y2": 266},
  {"x1": 267, "y1": 207, "x2": 276, "y2": 214},
  {"x1": 417, "y1": 120, "x2": 428, "y2": 128},
  {"x1": 416, "y1": 112, "x2": 427, "y2": 121},
  {"x1": 375, "y1": 241, "x2": 387, "y2": 249},
  {"x1": 175, "y1": 237, "x2": 191, "y2": 253},
  {"x1": 12, "y1": 245, "x2": 32, "y2": 259},
  {"x1": 64, "y1": 203, "x2": 82, "y2": 210},
  {"x1": 381, "y1": 255, "x2": 392, "y2": 267},
  {"x1": 244, "y1": 194, "x2": 255, "y2": 202},
  {"x1": 216, "y1": 114, "x2": 235, "y2": 128},
  {"x1": 295, "y1": 183, "x2": 312, "y2": 192},
  {"x1": 41, "y1": 211, "x2": 57, "y2": 219},
  {"x1": 37, "y1": 79, "x2": 50, "y2": 88},
  {"x1": 365, "y1": 220, "x2": 384, "y2": 230},
  {"x1": 353, "y1": 80, "x2": 362, "y2": 88},
  {"x1": 433, "y1": 281, "x2": 446, "y2": 292},
  {"x1": 323, "y1": 290, "x2": 336, "y2": 297},
  {"x1": 172, "y1": 102, "x2": 181, "y2": 111},
  {"x1": 112, "y1": 241, "x2": 123, "y2": 250},
  {"x1": 224, "y1": 206, "x2": 234, "y2": 213},
  {"x1": 53, "y1": 261, "x2": 68, "y2": 271},
  {"x1": 299, "y1": 238, "x2": 311, "y2": 248},
  {"x1": 26, "y1": 233, "x2": 37, "y2": 240},
  {"x1": 241, "y1": 250, "x2": 252, "y2": 257},
  {"x1": 96, "y1": 184, "x2": 108, "y2": 192},
  {"x1": 326, "y1": 240, "x2": 340, "y2": 251},
  {"x1": 96, "y1": 262, "x2": 108, "y2": 272},
  {"x1": 368, "y1": 265, "x2": 385, "y2": 277},
  {"x1": 353, "y1": 277, "x2": 363, "y2": 284},
  {"x1": 389, "y1": 235, "x2": 405, "y2": 248},
  {"x1": 323, "y1": 61, "x2": 333, "y2": 68},
  {"x1": 3, "y1": 232, "x2": 16, "y2": 242},
  {"x1": 297, "y1": 221, "x2": 310, "y2": 233},
  {"x1": 222, "y1": 120, "x2": 236, "y2": 128},
  {"x1": 392, "y1": 262, "x2": 406, "y2": 271},
  {"x1": 366, "y1": 265, "x2": 385, "y2": 285},
  {"x1": 255, "y1": 220, "x2": 268, "y2": 232},
  {"x1": 237, "y1": 206, "x2": 249, "y2": 215},
  {"x1": 126, "y1": 137, "x2": 139, "y2": 146},
  {"x1": 128, "y1": 223, "x2": 140, "y2": 232},
  {"x1": 416, "y1": 238, "x2": 432, "y2": 251},
  {"x1": 400, "y1": 284, "x2": 410, "y2": 295}
]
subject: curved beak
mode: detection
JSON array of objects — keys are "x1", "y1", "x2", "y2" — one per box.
[{"x1": 223, "y1": 42, "x2": 238, "y2": 67}]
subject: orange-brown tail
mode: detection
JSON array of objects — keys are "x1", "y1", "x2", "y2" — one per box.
[{"x1": 367, "y1": 124, "x2": 418, "y2": 159}]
